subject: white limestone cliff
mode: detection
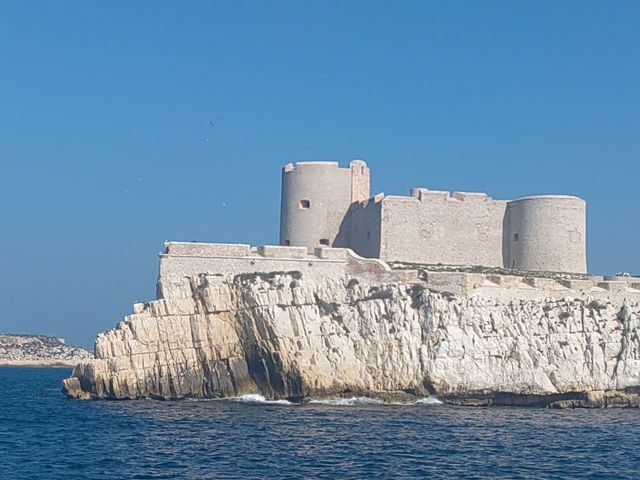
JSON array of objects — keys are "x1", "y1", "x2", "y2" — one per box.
[{"x1": 63, "y1": 252, "x2": 640, "y2": 407}]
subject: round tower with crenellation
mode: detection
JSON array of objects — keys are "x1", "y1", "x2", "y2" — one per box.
[{"x1": 279, "y1": 160, "x2": 370, "y2": 249}]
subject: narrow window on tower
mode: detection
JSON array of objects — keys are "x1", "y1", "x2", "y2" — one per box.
[
  {"x1": 513, "y1": 233, "x2": 519, "y2": 241},
  {"x1": 299, "y1": 199, "x2": 310, "y2": 209},
  {"x1": 319, "y1": 239, "x2": 330, "y2": 246}
]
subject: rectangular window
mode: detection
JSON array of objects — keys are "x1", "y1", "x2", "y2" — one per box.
[
  {"x1": 319, "y1": 239, "x2": 330, "y2": 246},
  {"x1": 513, "y1": 233, "x2": 519, "y2": 241},
  {"x1": 284, "y1": 240, "x2": 290, "y2": 246},
  {"x1": 299, "y1": 199, "x2": 310, "y2": 209}
]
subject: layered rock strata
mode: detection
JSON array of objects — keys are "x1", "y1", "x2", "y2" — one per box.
[{"x1": 63, "y1": 243, "x2": 640, "y2": 407}]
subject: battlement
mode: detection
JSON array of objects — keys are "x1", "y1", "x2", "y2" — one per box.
[
  {"x1": 283, "y1": 161, "x2": 340, "y2": 173},
  {"x1": 161, "y1": 242, "x2": 401, "y2": 269},
  {"x1": 408, "y1": 187, "x2": 500, "y2": 203},
  {"x1": 163, "y1": 242, "x2": 252, "y2": 257},
  {"x1": 162, "y1": 242, "x2": 356, "y2": 261},
  {"x1": 283, "y1": 160, "x2": 366, "y2": 173},
  {"x1": 381, "y1": 188, "x2": 506, "y2": 208}
]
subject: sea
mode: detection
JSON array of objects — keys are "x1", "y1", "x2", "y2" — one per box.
[{"x1": 1, "y1": 367, "x2": 638, "y2": 479}]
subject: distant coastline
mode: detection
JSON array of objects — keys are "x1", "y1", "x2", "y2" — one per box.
[
  {"x1": 0, "y1": 334, "x2": 92, "y2": 368},
  {"x1": 0, "y1": 360, "x2": 80, "y2": 368}
]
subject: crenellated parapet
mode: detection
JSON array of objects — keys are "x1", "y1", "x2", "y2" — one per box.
[
  {"x1": 355, "y1": 187, "x2": 508, "y2": 269},
  {"x1": 408, "y1": 187, "x2": 503, "y2": 204}
]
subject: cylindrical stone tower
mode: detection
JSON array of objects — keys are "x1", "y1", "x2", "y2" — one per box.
[
  {"x1": 506, "y1": 195, "x2": 587, "y2": 273},
  {"x1": 279, "y1": 160, "x2": 370, "y2": 249}
]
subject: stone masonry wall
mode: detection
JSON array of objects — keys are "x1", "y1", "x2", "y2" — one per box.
[
  {"x1": 279, "y1": 162, "x2": 353, "y2": 249},
  {"x1": 378, "y1": 189, "x2": 507, "y2": 267},
  {"x1": 506, "y1": 196, "x2": 587, "y2": 273},
  {"x1": 343, "y1": 193, "x2": 383, "y2": 258},
  {"x1": 157, "y1": 242, "x2": 416, "y2": 301}
]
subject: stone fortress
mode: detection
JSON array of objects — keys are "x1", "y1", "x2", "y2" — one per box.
[
  {"x1": 279, "y1": 160, "x2": 587, "y2": 274},
  {"x1": 156, "y1": 159, "x2": 639, "y2": 301},
  {"x1": 153, "y1": 159, "x2": 640, "y2": 305},
  {"x1": 64, "y1": 158, "x2": 640, "y2": 406}
]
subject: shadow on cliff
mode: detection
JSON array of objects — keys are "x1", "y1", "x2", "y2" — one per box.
[{"x1": 234, "y1": 303, "x2": 306, "y2": 401}]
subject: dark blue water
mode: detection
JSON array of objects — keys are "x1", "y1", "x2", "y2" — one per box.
[{"x1": 1, "y1": 368, "x2": 639, "y2": 479}]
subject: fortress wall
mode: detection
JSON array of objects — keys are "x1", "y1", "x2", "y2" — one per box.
[
  {"x1": 377, "y1": 189, "x2": 507, "y2": 267},
  {"x1": 156, "y1": 242, "x2": 414, "y2": 300},
  {"x1": 421, "y1": 270, "x2": 640, "y2": 302},
  {"x1": 276, "y1": 160, "x2": 591, "y2": 275},
  {"x1": 314, "y1": 247, "x2": 348, "y2": 260},
  {"x1": 279, "y1": 162, "x2": 354, "y2": 249},
  {"x1": 158, "y1": 250, "x2": 346, "y2": 299},
  {"x1": 346, "y1": 194, "x2": 383, "y2": 259},
  {"x1": 156, "y1": 242, "x2": 633, "y2": 308},
  {"x1": 164, "y1": 242, "x2": 251, "y2": 257},
  {"x1": 506, "y1": 196, "x2": 587, "y2": 274},
  {"x1": 257, "y1": 245, "x2": 308, "y2": 258}
]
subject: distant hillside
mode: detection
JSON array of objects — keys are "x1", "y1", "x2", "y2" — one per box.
[{"x1": 0, "y1": 334, "x2": 93, "y2": 367}]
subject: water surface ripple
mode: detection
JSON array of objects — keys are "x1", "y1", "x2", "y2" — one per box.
[{"x1": 1, "y1": 368, "x2": 638, "y2": 479}]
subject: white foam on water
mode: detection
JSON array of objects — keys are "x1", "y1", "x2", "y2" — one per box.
[
  {"x1": 231, "y1": 394, "x2": 293, "y2": 405},
  {"x1": 413, "y1": 397, "x2": 444, "y2": 405},
  {"x1": 308, "y1": 396, "x2": 384, "y2": 406},
  {"x1": 308, "y1": 396, "x2": 444, "y2": 406},
  {"x1": 189, "y1": 394, "x2": 293, "y2": 405},
  {"x1": 189, "y1": 394, "x2": 442, "y2": 406}
]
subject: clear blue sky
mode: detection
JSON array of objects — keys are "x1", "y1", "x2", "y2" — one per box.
[{"x1": 1, "y1": 1, "x2": 638, "y2": 346}]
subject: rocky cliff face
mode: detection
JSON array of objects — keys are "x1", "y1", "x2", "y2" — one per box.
[
  {"x1": 1, "y1": 334, "x2": 93, "y2": 367},
  {"x1": 63, "y1": 270, "x2": 640, "y2": 407}
]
